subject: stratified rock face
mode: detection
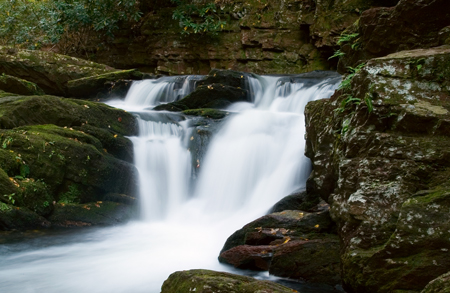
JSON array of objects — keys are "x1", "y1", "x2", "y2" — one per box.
[
  {"x1": 160, "y1": 269, "x2": 295, "y2": 293},
  {"x1": 339, "y1": 0, "x2": 450, "y2": 71},
  {"x1": 305, "y1": 45, "x2": 450, "y2": 292},
  {"x1": 0, "y1": 94, "x2": 138, "y2": 230},
  {"x1": 76, "y1": 0, "x2": 391, "y2": 75},
  {"x1": 0, "y1": 47, "x2": 115, "y2": 96}
]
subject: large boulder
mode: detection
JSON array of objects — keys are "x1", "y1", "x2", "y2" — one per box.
[
  {"x1": 218, "y1": 208, "x2": 340, "y2": 285},
  {"x1": 421, "y1": 271, "x2": 450, "y2": 293},
  {"x1": 161, "y1": 269, "x2": 295, "y2": 293},
  {"x1": 66, "y1": 69, "x2": 155, "y2": 99},
  {"x1": 0, "y1": 47, "x2": 115, "y2": 96},
  {"x1": 305, "y1": 45, "x2": 450, "y2": 292},
  {"x1": 0, "y1": 93, "x2": 139, "y2": 230}
]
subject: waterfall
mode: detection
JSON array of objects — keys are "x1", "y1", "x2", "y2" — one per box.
[{"x1": 0, "y1": 72, "x2": 341, "y2": 293}]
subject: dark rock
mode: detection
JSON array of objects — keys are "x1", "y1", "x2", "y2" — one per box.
[
  {"x1": 0, "y1": 204, "x2": 51, "y2": 230},
  {"x1": 269, "y1": 237, "x2": 341, "y2": 285},
  {"x1": 154, "y1": 84, "x2": 249, "y2": 111},
  {"x1": 219, "y1": 210, "x2": 335, "y2": 257},
  {"x1": 219, "y1": 245, "x2": 274, "y2": 271},
  {"x1": 48, "y1": 201, "x2": 135, "y2": 227},
  {"x1": 338, "y1": 0, "x2": 450, "y2": 72},
  {"x1": 161, "y1": 269, "x2": 295, "y2": 293},
  {"x1": 197, "y1": 69, "x2": 249, "y2": 89},
  {"x1": 269, "y1": 189, "x2": 321, "y2": 213},
  {"x1": 182, "y1": 108, "x2": 229, "y2": 120},
  {"x1": 66, "y1": 69, "x2": 155, "y2": 99},
  {"x1": 0, "y1": 74, "x2": 44, "y2": 95},
  {"x1": 103, "y1": 193, "x2": 137, "y2": 206},
  {"x1": 305, "y1": 46, "x2": 450, "y2": 292},
  {"x1": 0, "y1": 46, "x2": 115, "y2": 96}
]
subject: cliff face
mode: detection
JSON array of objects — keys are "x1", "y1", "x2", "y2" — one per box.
[
  {"x1": 78, "y1": 0, "x2": 398, "y2": 75},
  {"x1": 305, "y1": 46, "x2": 450, "y2": 292}
]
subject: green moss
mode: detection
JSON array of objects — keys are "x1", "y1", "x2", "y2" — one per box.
[{"x1": 182, "y1": 108, "x2": 229, "y2": 119}]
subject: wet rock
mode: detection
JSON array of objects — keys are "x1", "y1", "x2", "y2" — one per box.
[
  {"x1": 269, "y1": 190, "x2": 321, "y2": 213},
  {"x1": 0, "y1": 74, "x2": 44, "y2": 95},
  {"x1": 305, "y1": 46, "x2": 450, "y2": 292},
  {"x1": 220, "y1": 210, "x2": 335, "y2": 255},
  {"x1": 219, "y1": 245, "x2": 274, "y2": 271},
  {"x1": 0, "y1": 203, "x2": 51, "y2": 230},
  {"x1": 161, "y1": 269, "x2": 295, "y2": 293},
  {"x1": 66, "y1": 69, "x2": 155, "y2": 99},
  {"x1": 0, "y1": 46, "x2": 115, "y2": 96},
  {"x1": 48, "y1": 201, "x2": 135, "y2": 227},
  {"x1": 269, "y1": 237, "x2": 341, "y2": 285},
  {"x1": 154, "y1": 84, "x2": 249, "y2": 111}
]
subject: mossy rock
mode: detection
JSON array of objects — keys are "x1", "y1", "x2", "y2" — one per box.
[
  {"x1": 0, "y1": 95, "x2": 138, "y2": 135},
  {"x1": 0, "y1": 46, "x2": 116, "y2": 96},
  {"x1": 161, "y1": 269, "x2": 294, "y2": 293},
  {"x1": 67, "y1": 69, "x2": 155, "y2": 98},
  {"x1": 0, "y1": 74, "x2": 44, "y2": 95},
  {"x1": 182, "y1": 108, "x2": 229, "y2": 119},
  {"x1": 0, "y1": 203, "x2": 50, "y2": 230},
  {"x1": 48, "y1": 201, "x2": 135, "y2": 227}
]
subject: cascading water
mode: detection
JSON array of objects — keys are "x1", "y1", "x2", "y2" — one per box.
[{"x1": 0, "y1": 72, "x2": 341, "y2": 293}]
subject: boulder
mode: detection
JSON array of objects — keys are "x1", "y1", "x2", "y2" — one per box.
[
  {"x1": 0, "y1": 47, "x2": 115, "y2": 96},
  {"x1": 269, "y1": 190, "x2": 321, "y2": 213},
  {"x1": 0, "y1": 74, "x2": 44, "y2": 95},
  {"x1": 66, "y1": 69, "x2": 155, "y2": 99},
  {"x1": 219, "y1": 245, "x2": 274, "y2": 271},
  {"x1": 154, "y1": 84, "x2": 249, "y2": 111},
  {"x1": 0, "y1": 203, "x2": 51, "y2": 230},
  {"x1": 161, "y1": 269, "x2": 295, "y2": 293},
  {"x1": 0, "y1": 94, "x2": 139, "y2": 230},
  {"x1": 304, "y1": 46, "x2": 450, "y2": 292}
]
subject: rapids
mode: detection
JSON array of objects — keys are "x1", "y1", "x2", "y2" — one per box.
[{"x1": 0, "y1": 72, "x2": 341, "y2": 293}]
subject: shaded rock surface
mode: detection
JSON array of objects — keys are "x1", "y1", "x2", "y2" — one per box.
[
  {"x1": 219, "y1": 207, "x2": 340, "y2": 286},
  {"x1": 0, "y1": 93, "x2": 138, "y2": 230},
  {"x1": 161, "y1": 269, "x2": 295, "y2": 293},
  {"x1": 0, "y1": 46, "x2": 115, "y2": 96},
  {"x1": 66, "y1": 69, "x2": 155, "y2": 99},
  {"x1": 338, "y1": 0, "x2": 450, "y2": 72},
  {"x1": 305, "y1": 45, "x2": 450, "y2": 292},
  {"x1": 0, "y1": 74, "x2": 44, "y2": 96}
]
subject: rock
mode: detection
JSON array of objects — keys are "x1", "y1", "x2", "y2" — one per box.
[
  {"x1": 182, "y1": 108, "x2": 229, "y2": 120},
  {"x1": 66, "y1": 69, "x2": 155, "y2": 99},
  {"x1": 421, "y1": 271, "x2": 450, "y2": 293},
  {"x1": 0, "y1": 74, "x2": 44, "y2": 95},
  {"x1": 154, "y1": 84, "x2": 249, "y2": 111},
  {"x1": 48, "y1": 201, "x2": 136, "y2": 227},
  {"x1": 269, "y1": 237, "x2": 341, "y2": 285},
  {"x1": 0, "y1": 203, "x2": 51, "y2": 230},
  {"x1": 304, "y1": 46, "x2": 450, "y2": 292},
  {"x1": 161, "y1": 269, "x2": 295, "y2": 293},
  {"x1": 338, "y1": 0, "x2": 450, "y2": 72},
  {"x1": 219, "y1": 245, "x2": 274, "y2": 271},
  {"x1": 0, "y1": 94, "x2": 139, "y2": 231},
  {"x1": 219, "y1": 210, "x2": 335, "y2": 255},
  {"x1": 269, "y1": 190, "x2": 321, "y2": 213},
  {"x1": 0, "y1": 46, "x2": 115, "y2": 96},
  {"x1": 197, "y1": 69, "x2": 249, "y2": 89}
]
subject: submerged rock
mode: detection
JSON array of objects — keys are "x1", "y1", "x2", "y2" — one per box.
[
  {"x1": 161, "y1": 269, "x2": 295, "y2": 293},
  {"x1": 305, "y1": 45, "x2": 450, "y2": 292}
]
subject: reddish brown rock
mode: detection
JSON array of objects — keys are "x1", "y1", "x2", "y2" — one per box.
[{"x1": 219, "y1": 245, "x2": 274, "y2": 271}]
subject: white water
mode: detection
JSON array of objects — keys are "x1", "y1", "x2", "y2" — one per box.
[{"x1": 0, "y1": 73, "x2": 341, "y2": 293}]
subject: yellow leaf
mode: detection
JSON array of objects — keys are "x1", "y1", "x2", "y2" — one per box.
[
  {"x1": 314, "y1": 224, "x2": 320, "y2": 228},
  {"x1": 184, "y1": 27, "x2": 188, "y2": 31},
  {"x1": 114, "y1": 134, "x2": 118, "y2": 138}
]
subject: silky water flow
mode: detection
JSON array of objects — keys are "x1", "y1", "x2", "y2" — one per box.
[{"x1": 0, "y1": 73, "x2": 341, "y2": 293}]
